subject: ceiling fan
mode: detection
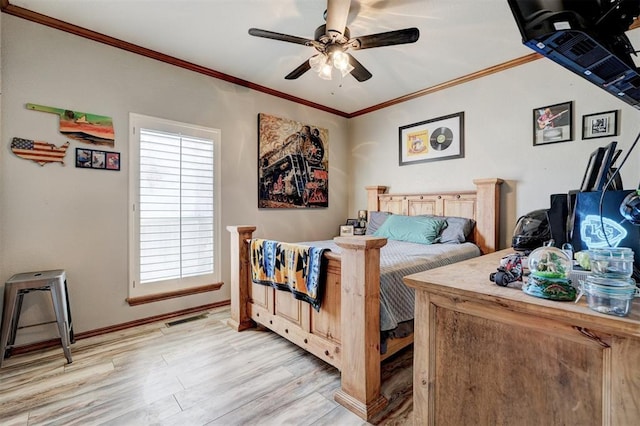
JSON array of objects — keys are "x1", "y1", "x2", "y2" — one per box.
[{"x1": 248, "y1": 0, "x2": 420, "y2": 82}]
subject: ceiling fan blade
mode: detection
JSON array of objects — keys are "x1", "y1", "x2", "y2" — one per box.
[
  {"x1": 351, "y1": 27, "x2": 420, "y2": 50},
  {"x1": 248, "y1": 28, "x2": 314, "y2": 46},
  {"x1": 347, "y1": 53, "x2": 372, "y2": 82},
  {"x1": 325, "y1": 0, "x2": 351, "y2": 40},
  {"x1": 285, "y1": 60, "x2": 312, "y2": 80}
]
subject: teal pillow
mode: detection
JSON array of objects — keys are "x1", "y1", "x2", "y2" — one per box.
[{"x1": 373, "y1": 215, "x2": 447, "y2": 245}]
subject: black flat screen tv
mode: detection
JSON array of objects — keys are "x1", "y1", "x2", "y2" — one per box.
[{"x1": 507, "y1": 0, "x2": 640, "y2": 108}]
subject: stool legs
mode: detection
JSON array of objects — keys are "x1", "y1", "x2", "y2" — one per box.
[
  {"x1": 50, "y1": 283, "x2": 72, "y2": 364},
  {"x1": 63, "y1": 280, "x2": 74, "y2": 344},
  {"x1": 1, "y1": 270, "x2": 73, "y2": 367},
  {"x1": 0, "y1": 286, "x2": 19, "y2": 367},
  {"x1": 7, "y1": 292, "x2": 26, "y2": 349}
]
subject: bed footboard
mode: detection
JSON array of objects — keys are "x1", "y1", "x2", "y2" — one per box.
[{"x1": 226, "y1": 226, "x2": 390, "y2": 420}]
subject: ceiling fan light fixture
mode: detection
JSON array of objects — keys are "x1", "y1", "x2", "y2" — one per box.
[
  {"x1": 319, "y1": 61, "x2": 333, "y2": 80},
  {"x1": 309, "y1": 54, "x2": 326, "y2": 72},
  {"x1": 249, "y1": 0, "x2": 419, "y2": 83},
  {"x1": 331, "y1": 50, "x2": 350, "y2": 72}
]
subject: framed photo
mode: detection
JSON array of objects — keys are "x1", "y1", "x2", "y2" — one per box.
[
  {"x1": 399, "y1": 112, "x2": 464, "y2": 166},
  {"x1": 346, "y1": 218, "x2": 359, "y2": 227},
  {"x1": 582, "y1": 110, "x2": 618, "y2": 139},
  {"x1": 533, "y1": 101, "x2": 573, "y2": 146},
  {"x1": 340, "y1": 225, "x2": 354, "y2": 236},
  {"x1": 106, "y1": 152, "x2": 121, "y2": 170},
  {"x1": 75, "y1": 148, "x2": 92, "y2": 168},
  {"x1": 92, "y1": 150, "x2": 106, "y2": 169},
  {"x1": 76, "y1": 148, "x2": 120, "y2": 171}
]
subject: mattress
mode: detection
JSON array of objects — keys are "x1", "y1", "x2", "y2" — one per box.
[{"x1": 299, "y1": 239, "x2": 481, "y2": 331}]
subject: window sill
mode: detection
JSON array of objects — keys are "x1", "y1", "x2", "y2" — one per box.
[{"x1": 126, "y1": 282, "x2": 223, "y2": 306}]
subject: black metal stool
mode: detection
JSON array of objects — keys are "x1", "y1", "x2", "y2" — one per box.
[{"x1": 1, "y1": 270, "x2": 74, "y2": 367}]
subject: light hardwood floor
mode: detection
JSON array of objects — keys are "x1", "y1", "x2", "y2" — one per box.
[{"x1": 0, "y1": 306, "x2": 413, "y2": 425}]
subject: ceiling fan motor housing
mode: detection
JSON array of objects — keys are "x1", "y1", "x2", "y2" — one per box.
[{"x1": 315, "y1": 24, "x2": 350, "y2": 44}]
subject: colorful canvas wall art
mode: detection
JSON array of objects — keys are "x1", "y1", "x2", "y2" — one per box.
[
  {"x1": 11, "y1": 137, "x2": 70, "y2": 166},
  {"x1": 258, "y1": 113, "x2": 328, "y2": 209},
  {"x1": 27, "y1": 103, "x2": 115, "y2": 147}
]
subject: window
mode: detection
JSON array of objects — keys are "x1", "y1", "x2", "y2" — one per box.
[{"x1": 129, "y1": 114, "x2": 221, "y2": 298}]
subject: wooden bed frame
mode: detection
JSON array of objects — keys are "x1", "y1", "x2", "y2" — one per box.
[{"x1": 227, "y1": 178, "x2": 503, "y2": 420}]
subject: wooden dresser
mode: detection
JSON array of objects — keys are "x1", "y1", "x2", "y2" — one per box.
[{"x1": 404, "y1": 249, "x2": 640, "y2": 426}]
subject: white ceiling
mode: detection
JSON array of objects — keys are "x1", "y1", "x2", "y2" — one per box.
[{"x1": 8, "y1": 0, "x2": 534, "y2": 115}]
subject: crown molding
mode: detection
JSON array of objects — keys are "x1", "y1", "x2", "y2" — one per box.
[{"x1": 1, "y1": 0, "x2": 539, "y2": 118}]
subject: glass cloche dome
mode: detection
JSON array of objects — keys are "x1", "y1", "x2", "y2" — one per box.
[{"x1": 523, "y1": 246, "x2": 576, "y2": 301}]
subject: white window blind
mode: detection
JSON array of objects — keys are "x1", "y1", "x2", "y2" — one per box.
[
  {"x1": 129, "y1": 113, "x2": 221, "y2": 298},
  {"x1": 139, "y1": 129, "x2": 215, "y2": 283}
]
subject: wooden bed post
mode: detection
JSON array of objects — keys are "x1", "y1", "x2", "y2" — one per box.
[
  {"x1": 473, "y1": 178, "x2": 504, "y2": 254},
  {"x1": 226, "y1": 225, "x2": 257, "y2": 331},
  {"x1": 333, "y1": 235, "x2": 389, "y2": 421},
  {"x1": 365, "y1": 186, "x2": 388, "y2": 213}
]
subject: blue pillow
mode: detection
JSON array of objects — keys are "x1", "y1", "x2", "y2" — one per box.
[{"x1": 373, "y1": 215, "x2": 447, "y2": 245}]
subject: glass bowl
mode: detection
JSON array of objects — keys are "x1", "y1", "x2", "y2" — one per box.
[
  {"x1": 582, "y1": 276, "x2": 637, "y2": 317},
  {"x1": 589, "y1": 247, "x2": 634, "y2": 279}
]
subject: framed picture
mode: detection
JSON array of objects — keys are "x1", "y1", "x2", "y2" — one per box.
[
  {"x1": 340, "y1": 225, "x2": 354, "y2": 236},
  {"x1": 582, "y1": 110, "x2": 618, "y2": 139},
  {"x1": 533, "y1": 101, "x2": 573, "y2": 146},
  {"x1": 257, "y1": 113, "x2": 328, "y2": 209},
  {"x1": 346, "y1": 218, "x2": 359, "y2": 227},
  {"x1": 106, "y1": 152, "x2": 121, "y2": 170},
  {"x1": 76, "y1": 148, "x2": 120, "y2": 171},
  {"x1": 75, "y1": 148, "x2": 92, "y2": 168},
  {"x1": 92, "y1": 150, "x2": 106, "y2": 169},
  {"x1": 399, "y1": 112, "x2": 464, "y2": 166}
]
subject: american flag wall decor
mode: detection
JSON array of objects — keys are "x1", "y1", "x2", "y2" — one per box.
[{"x1": 10, "y1": 137, "x2": 70, "y2": 166}]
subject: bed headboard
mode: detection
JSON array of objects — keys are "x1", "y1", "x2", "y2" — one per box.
[{"x1": 365, "y1": 178, "x2": 503, "y2": 254}]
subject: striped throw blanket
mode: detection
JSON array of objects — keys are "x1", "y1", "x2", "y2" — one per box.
[{"x1": 250, "y1": 239, "x2": 329, "y2": 311}]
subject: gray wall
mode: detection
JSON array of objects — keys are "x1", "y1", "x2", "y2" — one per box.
[
  {"x1": 348, "y1": 54, "x2": 640, "y2": 249},
  {"x1": 0, "y1": 15, "x2": 349, "y2": 340},
  {"x1": 2, "y1": 14, "x2": 639, "y2": 342}
]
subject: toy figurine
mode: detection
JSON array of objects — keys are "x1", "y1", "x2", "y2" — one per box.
[{"x1": 490, "y1": 253, "x2": 525, "y2": 287}]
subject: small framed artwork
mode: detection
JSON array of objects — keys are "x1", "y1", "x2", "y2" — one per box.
[
  {"x1": 399, "y1": 112, "x2": 464, "y2": 166},
  {"x1": 582, "y1": 110, "x2": 618, "y2": 139},
  {"x1": 354, "y1": 227, "x2": 366, "y2": 235},
  {"x1": 75, "y1": 148, "x2": 92, "y2": 168},
  {"x1": 346, "y1": 219, "x2": 359, "y2": 227},
  {"x1": 106, "y1": 152, "x2": 121, "y2": 170},
  {"x1": 533, "y1": 101, "x2": 573, "y2": 146},
  {"x1": 340, "y1": 225, "x2": 354, "y2": 236},
  {"x1": 92, "y1": 150, "x2": 106, "y2": 169},
  {"x1": 76, "y1": 148, "x2": 121, "y2": 171}
]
